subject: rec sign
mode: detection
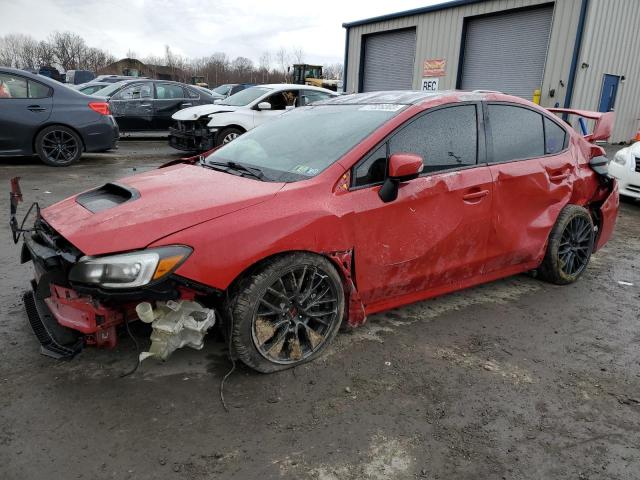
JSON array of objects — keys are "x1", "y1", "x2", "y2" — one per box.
[{"x1": 422, "y1": 77, "x2": 439, "y2": 92}]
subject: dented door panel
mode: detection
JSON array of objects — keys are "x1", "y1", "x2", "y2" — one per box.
[
  {"x1": 349, "y1": 166, "x2": 493, "y2": 305},
  {"x1": 484, "y1": 151, "x2": 574, "y2": 272}
]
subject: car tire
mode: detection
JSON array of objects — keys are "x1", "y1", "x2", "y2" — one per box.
[
  {"x1": 538, "y1": 205, "x2": 595, "y2": 285},
  {"x1": 227, "y1": 253, "x2": 345, "y2": 373},
  {"x1": 216, "y1": 127, "x2": 244, "y2": 147},
  {"x1": 35, "y1": 126, "x2": 82, "y2": 167}
]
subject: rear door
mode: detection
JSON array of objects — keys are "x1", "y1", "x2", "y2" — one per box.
[
  {"x1": 154, "y1": 83, "x2": 191, "y2": 129},
  {"x1": 0, "y1": 72, "x2": 52, "y2": 154},
  {"x1": 483, "y1": 102, "x2": 574, "y2": 273},
  {"x1": 109, "y1": 82, "x2": 154, "y2": 131},
  {"x1": 348, "y1": 103, "x2": 494, "y2": 305}
]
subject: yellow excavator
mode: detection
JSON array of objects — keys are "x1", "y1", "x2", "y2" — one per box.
[{"x1": 291, "y1": 64, "x2": 339, "y2": 92}]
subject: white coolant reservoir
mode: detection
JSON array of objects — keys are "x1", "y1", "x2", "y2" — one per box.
[{"x1": 137, "y1": 300, "x2": 215, "y2": 362}]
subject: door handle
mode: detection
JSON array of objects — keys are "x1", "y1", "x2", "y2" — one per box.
[
  {"x1": 462, "y1": 189, "x2": 489, "y2": 202},
  {"x1": 27, "y1": 105, "x2": 46, "y2": 112},
  {"x1": 140, "y1": 103, "x2": 152, "y2": 107},
  {"x1": 181, "y1": 102, "x2": 192, "y2": 107},
  {"x1": 548, "y1": 171, "x2": 569, "y2": 182}
]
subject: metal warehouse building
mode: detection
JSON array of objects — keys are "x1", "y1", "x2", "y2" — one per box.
[{"x1": 342, "y1": 0, "x2": 640, "y2": 143}]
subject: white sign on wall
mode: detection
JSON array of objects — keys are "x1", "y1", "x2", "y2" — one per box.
[{"x1": 421, "y1": 77, "x2": 439, "y2": 92}]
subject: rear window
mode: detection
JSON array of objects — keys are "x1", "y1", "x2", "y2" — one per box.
[
  {"x1": 488, "y1": 104, "x2": 544, "y2": 163},
  {"x1": 544, "y1": 117, "x2": 567, "y2": 154}
]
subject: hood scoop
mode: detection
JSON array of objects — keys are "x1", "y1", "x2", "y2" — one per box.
[{"x1": 75, "y1": 182, "x2": 140, "y2": 213}]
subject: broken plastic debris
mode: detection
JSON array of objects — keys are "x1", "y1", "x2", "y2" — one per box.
[
  {"x1": 618, "y1": 281, "x2": 634, "y2": 286},
  {"x1": 137, "y1": 300, "x2": 215, "y2": 362},
  {"x1": 384, "y1": 361, "x2": 391, "y2": 366}
]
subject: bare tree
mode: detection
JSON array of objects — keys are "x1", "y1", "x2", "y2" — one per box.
[
  {"x1": 126, "y1": 49, "x2": 137, "y2": 59},
  {"x1": 275, "y1": 47, "x2": 290, "y2": 75},
  {"x1": 323, "y1": 62, "x2": 343, "y2": 80},
  {"x1": 291, "y1": 47, "x2": 305, "y2": 64},
  {"x1": 48, "y1": 31, "x2": 87, "y2": 70}
]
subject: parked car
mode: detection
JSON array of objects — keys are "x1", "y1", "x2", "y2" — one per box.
[
  {"x1": 169, "y1": 84, "x2": 337, "y2": 151},
  {"x1": 94, "y1": 79, "x2": 216, "y2": 132},
  {"x1": 73, "y1": 81, "x2": 111, "y2": 95},
  {"x1": 15, "y1": 90, "x2": 618, "y2": 370},
  {"x1": 0, "y1": 67, "x2": 118, "y2": 166},
  {"x1": 210, "y1": 83, "x2": 254, "y2": 100},
  {"x1": 65, "y1": 70, "x2": 95, "y2": 85},
  {"x1": 94, "y1": 74, "x2": 149, "y2": 84},
  {"x1": 609, "y1": 141, "x2": 640, "y2": 199}
]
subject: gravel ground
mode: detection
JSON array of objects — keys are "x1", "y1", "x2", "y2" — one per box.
[{"x1": 0, "y1": 141, "x2": 638, "y2": 480}]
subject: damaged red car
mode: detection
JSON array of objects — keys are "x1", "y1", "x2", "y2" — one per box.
[{"x1": 12, "y1": 90, "x2": 618, "y2": 373}]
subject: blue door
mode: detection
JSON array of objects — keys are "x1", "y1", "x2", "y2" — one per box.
[{"x1": 598, "y1": 74, "x2": 619, "y2": 112}]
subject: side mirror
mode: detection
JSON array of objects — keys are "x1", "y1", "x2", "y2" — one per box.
[
  {"x1": 257, "y1": 101, "x2": 272, "y2": 111},
  {"x1": 379, "y1": 153, "x2": 424, "y2": 203}
]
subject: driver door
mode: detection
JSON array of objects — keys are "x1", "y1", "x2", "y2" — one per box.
[
  {"x1": 347, "y1": 104, "x2": 494, "y2": 306},
  {"x1": 253, "y1": 90, "x2": 299, "y2": 128}
]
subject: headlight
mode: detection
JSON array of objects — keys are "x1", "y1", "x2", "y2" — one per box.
[
  {"x1": 69, "y1": 246, "x2": 192, "y2": 289},
  {"x1": 612, "y1": 152, "x2": 627, "y2": 166}
]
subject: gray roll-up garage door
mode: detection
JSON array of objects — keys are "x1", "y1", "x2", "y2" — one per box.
[
  {"x1": 362, "y1": 28, "x2": 416, "y2": 92},
  {"x1": 460, "y1": 6, "x2": 553, "y2": 100}
]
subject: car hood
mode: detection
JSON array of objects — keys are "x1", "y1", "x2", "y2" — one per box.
[
  {"x1": 41, "y1": 163, "x2": 285, "y2": 256},
  {"x1": 172, "y1": 104, "x2": 242, "y2": 121}
]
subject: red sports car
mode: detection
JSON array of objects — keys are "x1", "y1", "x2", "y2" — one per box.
[{"x1": 13, "y1": 90, "x2": 618, "y2": 373}]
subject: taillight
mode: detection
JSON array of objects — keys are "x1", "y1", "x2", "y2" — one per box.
[{"x1": 88, "y1": 102, "x2": 110, "y2": 115}]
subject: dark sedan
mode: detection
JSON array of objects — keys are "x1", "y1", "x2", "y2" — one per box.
[
  {"x1": 94, "y1": 80, "x2": 216, "y2": 132},
  {"x1": 0, "y1": 67, "x2": 119, "y2": 166}
]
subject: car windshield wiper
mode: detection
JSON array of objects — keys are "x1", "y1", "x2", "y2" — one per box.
[{"x1": 204, "y1": 160, "x2": 266, "y2": 181}]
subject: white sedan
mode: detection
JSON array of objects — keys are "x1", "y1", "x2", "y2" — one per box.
[
  {"x1": 609, "y1": 142, "x2": 640, "y2": 199},
  {"x1": 168, "y1": 84, "x2": 337, "y2": 152}
]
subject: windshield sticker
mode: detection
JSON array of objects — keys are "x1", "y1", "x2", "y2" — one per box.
[
  {"x1": 358, "y1": 104, "x2": 404, "y2": 112},
  {"x1": 291, "y1": 165, "x2": 320, "y2": 176}
]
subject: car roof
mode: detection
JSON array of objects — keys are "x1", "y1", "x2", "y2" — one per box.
[
  {"x1": 0, "y1": 66, "x2": 60, "y2": 87},
  {"x1": 259, "y1": 83, "x2": 336, "y2": 93},
  {"x1": 320, "y1": 90, "x2": 527, "y2": 106}
]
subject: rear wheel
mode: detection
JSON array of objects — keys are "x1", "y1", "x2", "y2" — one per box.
[
  {"x1": 35, "y1": 126, "x2": 82, "y2": 166},
  {"x1": 228, "y1": 253, "x2": 345, "y2": 373},
  {"x1": 538, "y1": 205, "x2": 595, "y2": 285},
  {"x1": 216, "y1": 127, "x2": 243, "y2": 146}
]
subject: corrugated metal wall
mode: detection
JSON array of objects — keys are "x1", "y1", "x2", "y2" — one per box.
[
  {"x1": 345, "y1": 0, "x2": 581, "y2": 107},
  {"x1": 345, "y1": 0, "x2": 639, "y2": 142},
  {"x1": 572, "y1": 0, "x2": 640, "y2": 142}
]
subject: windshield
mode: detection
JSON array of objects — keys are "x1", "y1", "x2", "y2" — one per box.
[
  {"x1": 205, "y1": 104, "x2": 402, "y2": 182},
  {"x1": 91, "y1": 81, "x2": 132, "y2": 97},
  {"x1": 219, "y1": 86, "x2": 271, "y2": 106},
  {"x1": 213, "y1": 85, "x2": 231, "y2": 95}
]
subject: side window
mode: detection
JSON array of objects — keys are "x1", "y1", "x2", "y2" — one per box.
[
  {"x1": 488, "y1": 104, "x2": 544, "y2": 163},
  {"x1": 115, "y1": 83, "x2": 152, "y2": 100},
  {"x1": 28, "y1": 80, "x2": 51, "y2": 98},
  {"x1": 0, "y1": 73, "x2": 28, "y2": 98},
  {"x1": 544, "y1": 116, "x2": 567, "y2": 154},
  {"x1": 354, "y1": 144, "x2": 387, "y2": 187},
  {"x1": 301, "y1": 90, "x2": 332, "y2": 106},
  {"x1": 266, "y1": 90, "x2": 299, "y2": 110},
  {"x1": 186, "y1": 88, "x2": 200, "y2": 99},
  {"x1": 156, "y1": 83, "x2": 185, "y2": 99},
  {"x1": 389, "y1": 105, "x2": 478, "y2": 173}
]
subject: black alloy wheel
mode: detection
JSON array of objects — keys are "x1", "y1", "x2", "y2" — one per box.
[
  {"x1": 253, "y1": 265, "x2": 340, "y2": 365},
  {"x1": 228, "y1": 253, "x2": 345, "y2": 373},
  {"x1": 558, "y1": 215, "x2": 593, "y2": 276},
  {"x1": 538, "y1": 205, "x2": 595, "y2": 285},
  {"x1": 35, "y1": 126, "x2": 82, "y2": 166}
]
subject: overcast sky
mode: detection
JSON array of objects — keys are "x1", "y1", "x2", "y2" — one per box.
[{"x1": 1, "y1": 0, "x2": 439, "y2": 65}]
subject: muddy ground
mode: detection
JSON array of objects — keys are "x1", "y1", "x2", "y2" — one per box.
[{"x1": 0, "y1": 141, "x2": 639, "y2": 480}]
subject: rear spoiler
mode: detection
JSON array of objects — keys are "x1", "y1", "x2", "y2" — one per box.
[{"x1": 547, "y1": 108, "x2": 614, "y2": 142}]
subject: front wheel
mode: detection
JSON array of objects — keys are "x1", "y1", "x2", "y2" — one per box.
[
  {"x1": 228, "y1": 253, "x2": 345, "y2": 373},
  {"x1": 538, "y1": 205, "x2": 595, "y2": 285},
  {"x1": 216, "y1": 127, "x2": 244, "y2": 146}
]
